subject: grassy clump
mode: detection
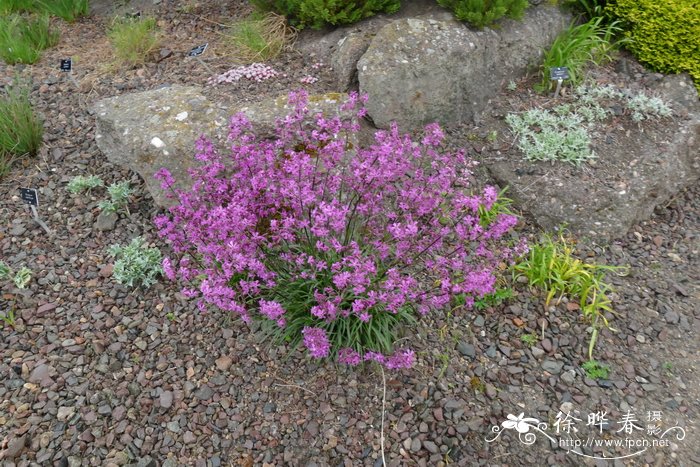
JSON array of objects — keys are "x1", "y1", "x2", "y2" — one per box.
[
  {"x1": 0, "y1": 80, "x2": 43, "y2": 178},
  {"x1": 437, "y1": 0, "x2": 529, "y2": 29},
  {"x1": 108, "y1": 237, "x2": 163, "y2": 288},
  {"x1": 0, "y1": 0, "x2": 35, "y2": 14},
  {"x1": 251, "y1": 0, "x2": 400, "y2": 29},
  {"x1": 537, "y1": 15, "x2": 625, "y2": 91},
  {"x1": 107, "y1": 16, "x2": 161, "y2": 68},
  {"x1": 223, "y1": 12, "x2": 294, "y2": 63},
  {"x1": 0, "y1": 0, "x2": 88, "y2": 20},
  {"x1": 607, "y1": 0, "x2": 700, "y2": 92},
  {"x1": 513, "y1": 233, "x2": 627, "y2": 358},
  {"x1": 35, "y1": 0, "x2": 88, "y2": 22},
  {"x1": 0, "y1": 13, "x2": 59, "y2": 64}
]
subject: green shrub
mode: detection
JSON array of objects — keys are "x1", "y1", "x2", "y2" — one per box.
[
  {"x1": 607, "y1": 0, "x2": 700, "y2": 91},
  {"x1": 36, "y1": 0, "x2": 88, "y2": 22},
  {"x1": 537, "y1": 15, "x2": 625, "y2": 91},
  {"x1": 437, "y1": 0, "x2": 529, "y2": 29},
  {"x1": 108, "y1": 237, "x2": 163, "y2": 288},
  {"x1": 0, "y1": 79, "x2": 43, "y2": 177},
  {"x1": 251, "y1": 0, "x2": 401, "y2": 29},
  {"x1": 0, "y1": 13, "x2": 58, "y2": 64},
  {"x1": 107, "y1": 16, "x2": 160, "y2": 67}
]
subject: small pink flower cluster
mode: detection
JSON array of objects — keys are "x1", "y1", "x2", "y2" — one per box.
[
  {"x1": 155, "y1": 90, "x2": 521, "y2": 369},
  {"x1": 299, "y1": 75, "x2": 319, "y2": 84},
  {"x1": 208, "y1": 63, "x2": 278, "y2": 85}
]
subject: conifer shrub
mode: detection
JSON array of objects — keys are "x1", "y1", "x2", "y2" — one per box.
[
  {"x1": 155, "y1": 91, "x2": 522, "y2": 368},
  {"x1": 250, "y1": 0, "x2": 400, "y2": 29},
  {"x1": 607, "y1": 0, "x2": 700, "y2": 91},
  {"x1": 437, "y1": 0, "x2": 529, "y2": 29}
]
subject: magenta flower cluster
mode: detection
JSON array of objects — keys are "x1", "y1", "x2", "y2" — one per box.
[
  {"x1": 155, "y1": 90, "x2": 521, "y2": 369},
  {"x1": 208, "y1": 63, "x2": 278, "y2": 85}
]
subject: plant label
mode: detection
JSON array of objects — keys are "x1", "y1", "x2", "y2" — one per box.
[
  {"x1": 188, "y1": 43, "x2": 208, "y2": 57},
  {"x1": 550, "y1": 67, "x2": 570, "y2": 81},
  {"x1": 19, "y1": 188, "x2": 38, "y2": 206},
  {"x1": 60, "y1": 59, "x2": 72, "y2": 72},
  {"x1": 126, "y1": 11, "x2": 141, "y2": 19}
]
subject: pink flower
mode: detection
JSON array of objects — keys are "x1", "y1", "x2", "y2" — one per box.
[
  {"x1": 302, "y1": 327, "x2": 330, "y2": 359},
  {"x1": 338, "y1": 348, "x2": 362, "y2": 366},
  {"x1": 259, "y1": 299, "x2": 285, "y2": 321},
  {"x1": 162, "y1": 257, "x2": 175, "y2": 280},
  {"x1": 208, "y1": 63, "x2": 278, "y2": 85},
  {"x1": 155, "y1": 89, "x2": 520, "y2": 369}
]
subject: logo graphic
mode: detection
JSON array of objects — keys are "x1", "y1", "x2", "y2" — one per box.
[{"x1": 486, "y1": 410, "x2": 686, "y2": 461}]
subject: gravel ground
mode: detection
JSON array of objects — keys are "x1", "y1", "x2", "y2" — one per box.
[{"x1": 1, "y1": 1, "x2": 698, "y2": 466}]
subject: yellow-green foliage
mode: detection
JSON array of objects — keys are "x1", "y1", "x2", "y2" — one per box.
[{"x1": 607, "y1": 0, "x2": 700, "y2": 91}]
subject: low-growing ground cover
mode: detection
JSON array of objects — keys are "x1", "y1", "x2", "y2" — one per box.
[{"x1": 0, "y1": 0, "x2": 697, "y2": 465}]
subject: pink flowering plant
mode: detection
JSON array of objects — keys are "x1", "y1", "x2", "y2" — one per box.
[{"x1": 155, "y1": 90, "x2": 522, "y2": 369}]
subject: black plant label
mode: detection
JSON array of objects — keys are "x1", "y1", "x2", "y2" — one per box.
[
  {"x1": 550, "y1": 67, "x2": 570, "y2": 81},
  {"x1": 188, "y1": 43, "x2": 208, "y2": 57},
  {"x1": 19, "y1": 188, "x2": 38, "y2": 206},
  {"x1": 60, "y1": 59, "x2": 72, "y2": 72}
]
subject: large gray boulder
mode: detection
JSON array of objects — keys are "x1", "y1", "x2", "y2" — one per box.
[
  {"x1": 486, "y1": 74, "x2": 700, "y2": 240},
  {"x1": 332, "y1": 32, "x2": 373, "y2": 90},
  {"x1": 357, "y1": 6, "x2": 571, "y2": 130},
  {"x1": 92, "y1": 87, "x2": 352, "y2": 206},
  {"x1": 92, "y1": 85, "x2": 229, "y2": 207}
]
